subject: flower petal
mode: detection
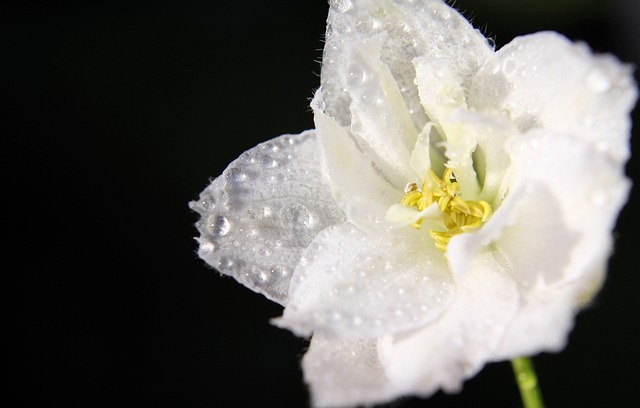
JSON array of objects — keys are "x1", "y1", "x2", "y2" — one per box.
[
  {"x1": 409, "y1": 122, "x2": 435, "y2": 180},
  {"x1": 504, "y1": 128, "x2": 630, "y2": 295},
  {"x1": 313, "y1": 102, "x2": 402, "y2": 232},
  {"x1": 495, "y1": 285, "x2": 577, "y2": 359},
  {"x1": 414, "y1": 57, "x2": 518, "y2": 203},
  {"x1": 189, "y1": 131, "x2": 346, "y2": 305},
  {"x1": 321, "y1": 0, "x2": 493, "y2": 130},
  {"x1": 378, "y1": 250, "x2": 519, "y2": 398},
  {"x1": 273, "y1": 223, "x2": 454, "y2": 339},
  {"x1": 448, "y1": 129, "x2": 630, "y2": 358},
  {"x1": 444, "y1": 108, "x2": 516, "y2": 204},
  {"x1": 469, "y1": 31, "x2": 637, "y2": 163},
  {"x1": 302, "y1": 333, "x2": 394, "y2": 407},
  {"x1": 339, "y1": 31, "x2": 419, "y2": 188},
  {"x1": 385, "y1": 202, "x2": 442, "y2": 229}
]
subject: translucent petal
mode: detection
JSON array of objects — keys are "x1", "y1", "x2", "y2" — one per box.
[
  {"x1": 321, "y1": 0, "x2": 494, "y2": 129},
  {"x1": 313, "y1": 101, "x2": 402, "y2": 233},
  {"x1": 448, "y1": 129, "x2": 630, "y2": 358},
  {"x1": 385, "y1": 202, "x2": 442, "y2": 229},
  {"x1": 413, "y1": 56, "x2": 480, "y2": 197},
  {"x1": 378, "y1": 250, "x2": 518, "y2": 397},
  {"x1": 469, "y1": 31, "x2": 637, "y2": 163},
  {"x1": 189, "y1": 131, "x2": 346, "y2": 305},
  {"x1": 409, "y1": 122, "x2": 434, "y2": 180},
  {"x1": 444, "y1": 108, "x2": 516, "y2": 205},
  {"x1": 273, "y1": 223, "x2": 453, "y2": 339},
  {"x1": 503, "y1": 129, "x2": 630, "y2": 294},
  {"x1": 414, "y1": 56, "x2": 518, "y2": 203},
  {"x1": 302, "y1": 333, "x2": 395, "y2": 407},
  {"x1": 495, "y1": 286, "x2": 577, "y2": 359},
  {"x1": 341, "y1": 32, "x2": 419, "y2": 188}
]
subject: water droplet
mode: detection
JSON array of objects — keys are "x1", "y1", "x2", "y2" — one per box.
[
  {"x1": 595, "y1": 140, "x2": 609, "y2": 152},
  {"x1": 199, "y1": 194, "x2": 215, "y2": 211},
  {"x1": 488, "y1": 60, "x2": 500, "y2": 75},
  {"x1": 586, "y1": 69, "x2": 611, "y2": 93},
  {"x1": 271, "y1": 265, "x2": 289, "y2": 278},
  {"x1": 260, "y1": 154, "x2": 277, "y2": 168},
  {"x1": 218, "y1": 257, "x2": 234, "y2": 270},
  {"x1": 331, "y1": 0, "x2": 352, "y2": 13},
  {"x1": 280, "y1": 203, "x2": 313, "y2": 229},
  {"x1": 529, "y1": 138, "x2": 540, "y2": 149},
  {"x1": 225, "y1": 167, "x2": 247, "y2": 183},
  {"x1": 347, "y1": 62, "x2": 368, "y2": 86},
  {"x1": 589, "y1": 190, "x2": 608, "y2": 207},
  {"x1": 434, "y1": 7, "x2": 451, "y2": 20},
  {"x1": 199, "y1": 241, "x2": 215, "y2": 254},
  {"x1": 207, "y1": 215, "x2": 231, "y2": 237},
  {"x1": 256, "y1": 270, "x2": 269, "y2": 283},
  {"x1": 502, "y1": 58, "x2": 517, "y2": 77}
]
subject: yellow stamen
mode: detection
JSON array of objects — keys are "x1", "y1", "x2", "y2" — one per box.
[{"x1": 398, "y1": 168, "x2": 493, "y2": 251}]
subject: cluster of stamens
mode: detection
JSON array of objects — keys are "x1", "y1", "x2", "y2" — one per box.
[{"x1": 401, "y1": 168, "x2": 492, "y2": 251}]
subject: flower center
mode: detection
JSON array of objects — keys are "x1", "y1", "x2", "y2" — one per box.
[{"x1": 400, "y1": 168, "x2": 492, "y2": 251}]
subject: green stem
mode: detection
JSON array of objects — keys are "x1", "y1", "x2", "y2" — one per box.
[{"x1": 511, "y1": 357, "x2": 545, "y2": 408}]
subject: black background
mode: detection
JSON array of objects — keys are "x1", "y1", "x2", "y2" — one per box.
[{"x1": 10, "y1": 0, "x2": 639, "y2": 407}]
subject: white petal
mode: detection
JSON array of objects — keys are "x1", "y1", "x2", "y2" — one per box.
[
  {"x1": 414, "y1": 56, "x2": 468, "y2": 123},
  {"x1": 449, "y1": 129, "x2": 630, "y2": 359},
  {"x1": 302, "y1": 333, "x2": 394, "y2": 408},
  {"x1": 313, "y1": 101, "x2": 402, "y2": 233},
  {"x1": 189, "y1": 131, "x2": 346, "y2": 305},
  {"x1": 342, "y1": 32, "x2": 419, "y2": 188},
  {"x1": 469, "y1": 31, "x2": 637, "y2": 163},
  {"x1": 379, "y1": 250, "x2": 519, "y2": 397},
  {"x1": 321, "y1": 0, "x2": 494, "y2": 129},
  {"x1": 446, "y1": 185, "x2": 525, "y2": 279},
  {"x1": 413, "y1": 57, "x2": 480, "y2": 197},
  {"x1": 445, "y1": 108, "x2": 516, "y2": 204},
  {"x1": 409, "y1": 122, "x2": 435, "y2": 180},
  {"x1": 495, "y1": 286, "x2": 577, "y2": 359},
  {"x1": 273, "y1": 223, "x2": 453, "y2": 339},
  {"x1": 504, "y1": 128, "x2": 630, "y2": 294},
  {"x1": 447, "y1": 182, "x2": 580, "y2": 358},
  {"x1": 385, "y1": 202, "x2": 442, "y2": 229}
]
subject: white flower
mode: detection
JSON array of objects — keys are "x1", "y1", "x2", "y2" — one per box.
[{"x1": 190, "y1": 0, "x2": 637, "y2": 407}]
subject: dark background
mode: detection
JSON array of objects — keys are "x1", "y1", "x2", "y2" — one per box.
[{"x1": 10, "y1": 0, "x2": 639, "y2": 407}]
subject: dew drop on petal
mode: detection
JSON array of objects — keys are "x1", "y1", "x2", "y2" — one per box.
[
  {"x1": 207, "y1": 215, "x2": 231, "y2": 237},
  {"x1": 260, "y1": 154, "x2": 278, "y2": 168},
  {"x1": 347, "y1": 62, "x2": 368, "y2": 86},
  {"x1": 271, "y1": 265, "x2": 289, "y2": 278},
  {"x1": 586, "y1": 69, "x2": 611, "y2": 93},
  {"x1": 280, "y1": 203, "x2": 313, "y2": 229},
  {"x1": 218, "y1": 257, "x2": 234, "y2": 270},
  {"x1": 502, "y1": 58, "x2": 517, "y2": 77},
  {"x1": 199, "y1": 194, "x2": 215, "y2": 211},
  {"x1": 432, "y1": 7, "x2": 451, "y2": 21},
  {"x1": 199, "y1": 241, "x2": 215, "y2": 254},
  {"x1": 225, "y1": 167, "x2": 247, "y2": 183},
  {"x1": 589, "y1": 190, "x2": 608, "y2": 207},
  {"x1": 595, "y1": 140, "x2": 609, "y2": 153},
  {"x1": 330, "y1": 0, "x2": 352, "y2": 13}
]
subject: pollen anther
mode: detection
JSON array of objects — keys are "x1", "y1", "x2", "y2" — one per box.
[{"x1": 399, "y1": 168, "x2": 493, "y2": 251}]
